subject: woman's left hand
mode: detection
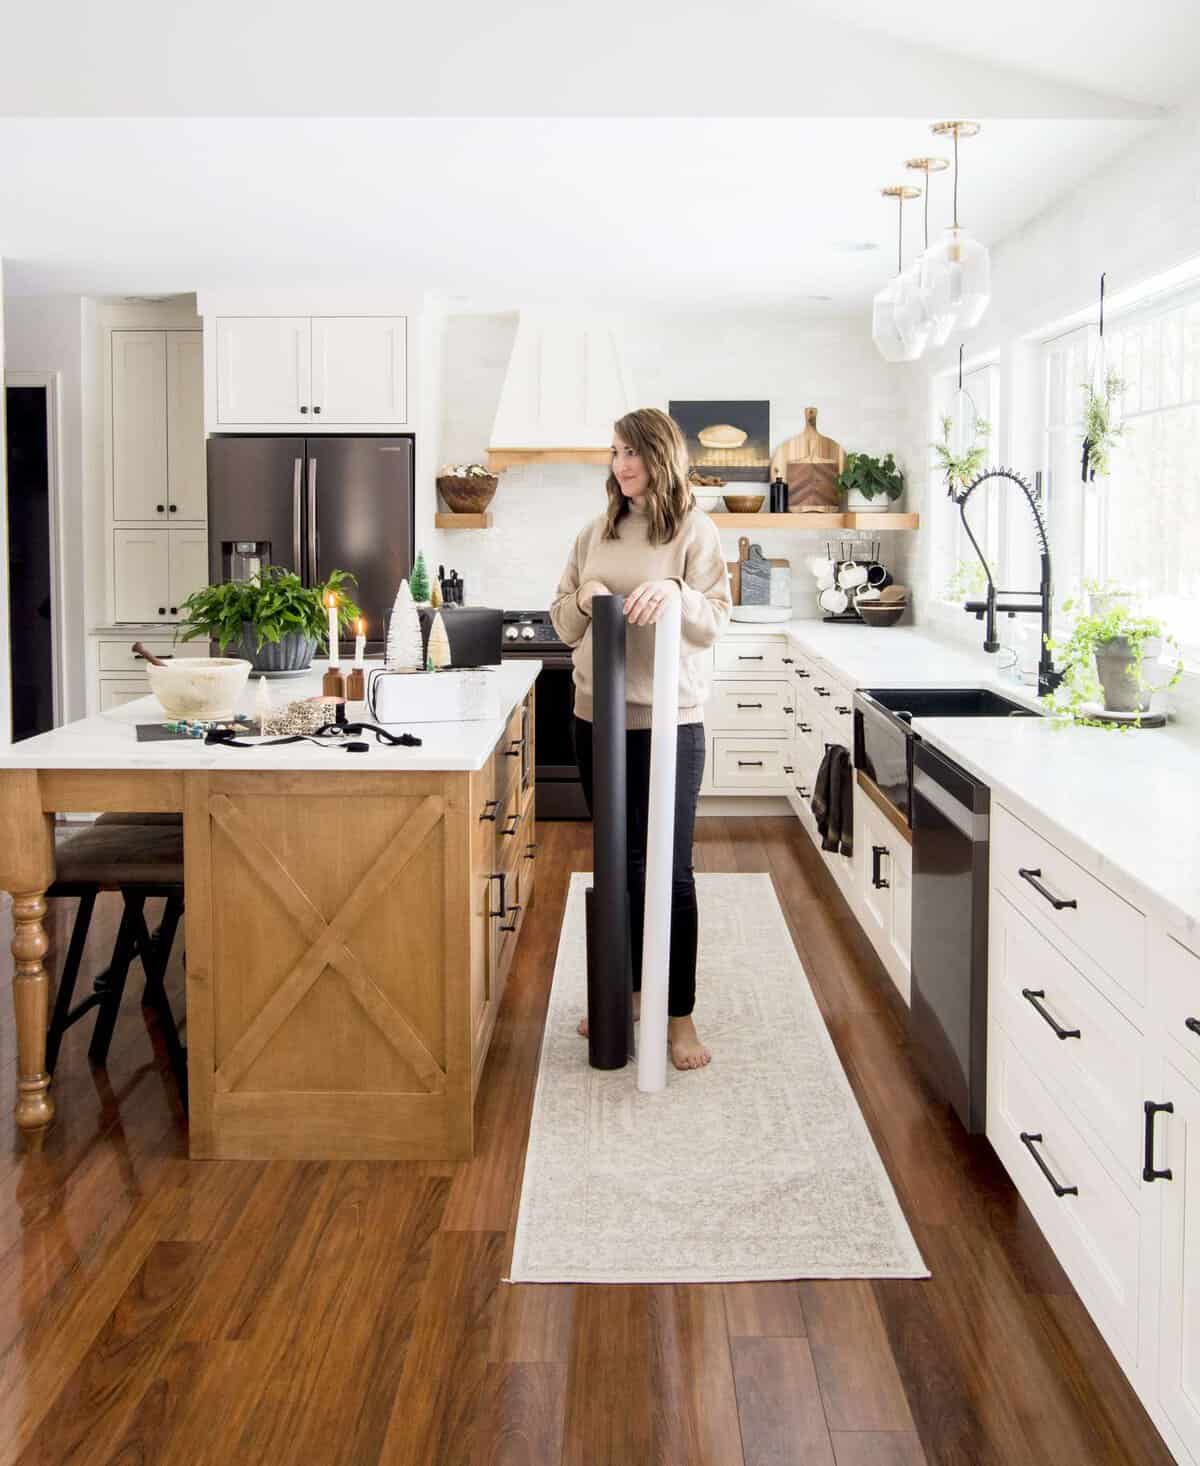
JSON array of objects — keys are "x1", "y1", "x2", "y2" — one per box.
[{"x1": 624, "y1": 579, "x2": 680, "y2": 626}]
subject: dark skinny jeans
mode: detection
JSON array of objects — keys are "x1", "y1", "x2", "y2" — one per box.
[{"x1": 572, "y1": 717, "x2": 706, "y2": 1018}]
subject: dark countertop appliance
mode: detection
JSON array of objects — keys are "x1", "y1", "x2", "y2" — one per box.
[
  {"x1": 852, "y1": 685, "x2": 1038, "y2": 1134},
  {"x1": 502, "y1": 612, "x2": 588, "y2": 821},
  {"x1": 207, "y1": 435, "x2": 415, "y2": 654}
]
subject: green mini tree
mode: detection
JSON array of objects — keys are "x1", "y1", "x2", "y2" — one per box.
[{"x1": 410, "y1": 550, "x2": 431, "y2": 604}]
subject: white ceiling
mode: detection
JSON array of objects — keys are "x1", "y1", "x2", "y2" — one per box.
[{"x1": 1, "y1": 0, "x2": 1195, "y2": 308}]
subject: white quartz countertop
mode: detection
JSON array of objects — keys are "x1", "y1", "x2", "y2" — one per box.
[
  {"x1": 0, "y1": 661, "x2": 540, "y2": 774},
  {"x1": 725, "y1": 618, "x2": 1200, "y2": 943}
]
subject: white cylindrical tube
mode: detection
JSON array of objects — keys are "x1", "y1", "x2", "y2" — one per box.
[{"x1": 637, "y1": 595, "x2": 681, "y2": 1093}]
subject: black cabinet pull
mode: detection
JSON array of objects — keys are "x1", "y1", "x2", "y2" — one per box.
[
  {"x1": 737, "y1": 654, "x2": 764, "y2": 661},
  {"x1": 1020, "y1": 1132, "x2": 1078, "y2": 1197},
  {"x1": 499, "y1": 904, "x2": 522, "y2": 932},
  {"x1": 783, "y1": 705, "x2": 794, "y2": 714},
  {"x1": 1018, "y1": 867, "x2": 1077, "y2": 910},
  {"x1": 1143, "y1": 1100, "x2": 1174, "y2": 1183},
  {"x1": 815, "y1": 686, "x2": 831, "y2": 697},
  {"x1": 157, "y1": 606, "x2": 166, "y2": 616},
  {"x1": 501, "y1": 813, "x2": 520, "y2": 836},
  {"x1": 836, "y1": 705, "x2": 852, "y2": 715},
  {"x1": 736, "y1": 702, "x2": 763, "y2": 709},
  {"x1": 156, "y1": 503, "x2": 165, "y2": 513},
  {"x1": 168, "y1": 504, "x2": 177, "y2": 512},
  {"x1": 300, "y1": 405, "x2": 309, "y2": 414},
  {"x1": 797, "y1": 669, "x2": 811, "y2": 679},
  {"x1": 781, "y1": 657, "x2": 793, "y2": 664},
  {"x1": 1185, "y1": 1017, "x2": 1200, "y2": 1040},
  {"x1": 170, "y1": 606, "x2": 177, "y2": 616},
  {"x1": 796, "y1": 785, "x2": 810, "y2": 798},
  {"x1": 488, "y1": 872, "x2": 506, "y2": 919},
  {"x1": 798, "y1": 722, "x2": 813, "y2": 733},
  {"x1": 783, "y1": 765, "x2": 794, "y2": 774},
  {"x1": 871, "y1": 844, "x2": 890, "y2": 889},
  {"x1": 1020, "y1": 988, "x2": 1081, "y2": 1040},
  {"x1": 737, "y1": 760, "x2": 763, "y2": 767},
  {"x1": 479, "y1": 799, "x2": 499, "y2": 821},
  {"x1": 313, "y1": 405, "x2": 322, "y2": 415}
]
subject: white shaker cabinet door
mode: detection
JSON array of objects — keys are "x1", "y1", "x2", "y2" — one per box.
[
  {"x1": 113, "y1": 530, "x2": 171, "y2": 623},
  {"x1": 1158, "y1": 1061, "x2": 1200, "y2": 1461},
  {"x1": 310, "y1": 316, "x2": 407, "y2": 424},
  {"x1": 111, "y1": 331, "x2": 168, "y2": 521},
  {"x1": 166, "y1": 331, "x2": 207, "y2": 519},
  {"x1": 168, "y1": 528, "x2": 211, "y2": 618},
  {"x1": 215, "y1": 317, "x2": 312, "y2": 424}
]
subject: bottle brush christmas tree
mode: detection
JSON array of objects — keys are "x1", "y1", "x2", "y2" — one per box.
[
  {"x1": 426, "y1": 611, "x2": 451, "y2": 670},
  {"x1": 409, "y1": 551, "x2": 431, "y2": 604},
  {"x1": 386, "y1": 578, "x2": 424, "y2": 671}
]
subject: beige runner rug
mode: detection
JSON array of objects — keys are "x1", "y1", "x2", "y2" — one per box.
[{"x1": 508, "y1": 872, "x2": 928, "y2": 1283}]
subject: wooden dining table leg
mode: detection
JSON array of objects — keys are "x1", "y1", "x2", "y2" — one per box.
[{"x1": 0, "y1": 772, "x2": 57, "y2": 1147}]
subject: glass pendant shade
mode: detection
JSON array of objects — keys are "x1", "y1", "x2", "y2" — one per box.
[
  {"x1": 918, "y1": 247, "x2": 957, "y2": 345},
  {"x1": 872, "y1": 278, "x2": 923, "y2": 363},
  {"x1": 929, "y1": 225, "x2": 991, "y2": 330},
  {"x1": 894, "y1": 265, "x2": 934, "y2": 357}
]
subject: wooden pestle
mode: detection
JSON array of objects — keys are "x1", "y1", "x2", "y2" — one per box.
[{"x1": 131, "y1": 641, "x2": 171, "y2": 667}]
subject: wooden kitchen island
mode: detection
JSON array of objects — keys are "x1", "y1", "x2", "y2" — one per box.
[{"x1": 0, "y1": 661, "x2": 538, "y2": 1160}]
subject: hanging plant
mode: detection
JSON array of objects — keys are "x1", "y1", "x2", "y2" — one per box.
[
  {"x1": 1042, "y1": 584, "x2": 1182, "y2": 728},
  {"x1": 1081, "y1": 367, "x2": 1126, "y2": 480},
  {"x1": 943, "y1": 558, "x2": 988, "y2": 602},
  {"x1": 933, "y1": 412, "x2": 991, "y2": 494}
]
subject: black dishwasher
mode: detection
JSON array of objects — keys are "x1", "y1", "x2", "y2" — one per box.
[{"x1": 911, "y1": 741, "x2": 991, "y2": 1134}]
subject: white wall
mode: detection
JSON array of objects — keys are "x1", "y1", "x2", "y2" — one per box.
[{"x1": 430, "y1": 308, "x2": 918, "y2": 614}]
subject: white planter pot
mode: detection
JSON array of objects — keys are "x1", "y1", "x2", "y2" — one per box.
[{"x1": 845, "y1": 488, "x2": 891, "y2": 513}]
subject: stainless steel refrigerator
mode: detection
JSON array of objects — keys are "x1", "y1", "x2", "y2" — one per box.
[{"x1": 207, "y1": 436, "x2": 414, "y2": 653}]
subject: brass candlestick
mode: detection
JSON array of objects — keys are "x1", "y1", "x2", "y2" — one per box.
[
  {"x1": 322, "y1": 667, "x2": 346, "y2": 699},
  {"x1": 345, "y1": 667, "x2": 365, "y2": 701}
]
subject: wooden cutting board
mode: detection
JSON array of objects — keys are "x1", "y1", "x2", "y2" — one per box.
[{"x1": 770, "y1": 406, "x2": 846, "y2": 485}]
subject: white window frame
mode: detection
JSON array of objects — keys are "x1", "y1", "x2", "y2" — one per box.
[{"x1": 929, "y1": 361, "x2": 1002, "y2": 610}]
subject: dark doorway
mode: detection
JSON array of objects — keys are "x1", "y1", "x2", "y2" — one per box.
[{"x1": 6, "y1": 385, "x2": 56, "y2": 740}]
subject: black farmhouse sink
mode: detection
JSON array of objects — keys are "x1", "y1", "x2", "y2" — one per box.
[{"x1": 861, "y1": 687, "x2": 1040, "y2": 722}]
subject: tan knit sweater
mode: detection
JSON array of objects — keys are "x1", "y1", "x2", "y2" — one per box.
[{"x1": 550, "y1": 502, "x2": 732, "y2": 729}]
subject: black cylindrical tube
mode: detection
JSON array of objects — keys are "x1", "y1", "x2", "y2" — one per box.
[{"x1": 587, "y1": 595, "x2": 632, "y2": 1069}]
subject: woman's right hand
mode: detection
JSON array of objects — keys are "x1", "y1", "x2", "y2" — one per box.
[{"x1": 576, "y1": 580, "x2": 611, "y2": 614}]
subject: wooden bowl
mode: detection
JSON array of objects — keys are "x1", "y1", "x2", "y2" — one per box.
[
  {"x1": 858, "y1": 603, "x2": 906, "y2": 628},
  {"x1": 722, "y1": 493, "x2": 765, "y2": 514},
  {"x1": 437, "y1": 474, "x2": 498, "y2": 515}
]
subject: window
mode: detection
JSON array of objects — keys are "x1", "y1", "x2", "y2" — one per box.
[
  {"x1": 1041, "y1": 287, "x2": 1200, "y2": 659},
  {"x1": 930, "y1": 362, "x2": 1002, "y2": 603}
]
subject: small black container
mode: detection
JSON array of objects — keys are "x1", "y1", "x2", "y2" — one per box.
[{"x1": 769, "y1": 475, "x2": 789, "y2": 514}]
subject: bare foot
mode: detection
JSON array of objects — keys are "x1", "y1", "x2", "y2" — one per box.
[
  {"x1": 668, "y1": 1015, "x2": 712, "y2": 1070},
  {"x1": 578, "y1": 992, "x2": 640, "y2": 1037}
]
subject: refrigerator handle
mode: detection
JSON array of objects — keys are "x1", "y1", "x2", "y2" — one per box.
[
  {"x1": 292, "y1": 457, "x2": 302, "y2": 573},
  {"x1": 307, "y1": 455, "x2": 318, "y2": 585}
]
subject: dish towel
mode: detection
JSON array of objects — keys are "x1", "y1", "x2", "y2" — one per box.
[{"x1": 811, "y1": 745, "x2": 854, "y2": 856}]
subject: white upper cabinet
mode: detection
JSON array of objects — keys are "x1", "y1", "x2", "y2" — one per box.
[
  {"x1": 166, "y1": 332, "x2": 207, "y2": 520},
  {"x1": 215, "y1": 317, "x2": 312, "y2": 424},
  {"x1": 310, "y1": 317, "x2": 406, "y2": 424},
  {"x1": 112, "y1": 332, "x2": 168, "y2": 521},
  {"x1": 213, "y1": 315, "x2": 408, "y2": 427}
]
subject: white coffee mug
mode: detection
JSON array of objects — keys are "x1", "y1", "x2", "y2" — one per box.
[
  {"x1": 814, "y1": 563, "x2": 836, "y2": 589},
  {"x1": 819, "y1": 586, "x2": 849, "y2": 615},
  {"x1": 838, "y1": 561, "x2": 868, "y2": 589}
]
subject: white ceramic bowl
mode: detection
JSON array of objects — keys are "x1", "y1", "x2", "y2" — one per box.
[
  {"x1": 146, "y1": 657, "x2": 252, "y2": 720},
  {"x1": 694, "y1": 492, "x2": 725, "y2": 512}
]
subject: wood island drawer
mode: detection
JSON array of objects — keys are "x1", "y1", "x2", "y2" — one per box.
[
  {"x1": 992, "y1": 892, "x2": 1144, "y2": 1182},
  {"x1": 989, "y1": 1028, "x2": 1141, "y2": 1366},
  {"x1": 992, "y1": 804, "x2": 1146, "y2": 1005},
  {"x1": 710, "y1": 680, "x2": 793, "y2": 733},
  {"x1": 711, "y1": 736, "x2": 791, "y2": 791},
  {"x1": 715, "y1": 638, "x2": 789, "y2": 674}
]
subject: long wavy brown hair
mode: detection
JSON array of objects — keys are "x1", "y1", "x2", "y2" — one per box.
[{"x1": 602, "y1": 408, "x2": 694, "y2": 545}]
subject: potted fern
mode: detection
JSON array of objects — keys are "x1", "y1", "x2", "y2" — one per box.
[
  {"x1": 1081, "y1": 368, "x2": 1125, "y2": 480},
  {"x1": 837, "y1": 451, "x2": 904, "y2": 512},
  {"x1": 178, "y1": 567, "x2": 362, "y2": 672},
  {"x1": 934, "y1": 413, "x2": 990, "y2": 494}
]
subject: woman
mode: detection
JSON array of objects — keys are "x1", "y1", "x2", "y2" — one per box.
[{"x1": 550, "y1": 407, "x2": 732, "y2": 1070}]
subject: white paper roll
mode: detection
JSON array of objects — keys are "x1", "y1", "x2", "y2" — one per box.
[{"x1": 637, "y1": 596, "x2": 681, "y2": 1093}]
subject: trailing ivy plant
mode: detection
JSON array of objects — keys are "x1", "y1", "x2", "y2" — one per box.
[
  {"x1": 836, "y1": 451, "x2": 904, "y2": 503},
  {"x1": 1042, "y1": 585, "x2": 1182, "y2": 729},
  {"x1": 933, "y1": 413, "x2": 991, "y2": 494},
  {"x1": 1081, "y1": 367, "x2": 1126, "y2": 479},
  {"x1": 178, "y1": 566, "x2": 362, "y2": 653}
]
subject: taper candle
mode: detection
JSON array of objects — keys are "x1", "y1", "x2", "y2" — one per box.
[
  {"x1": 354, "y1": 617, "x2": 366, "y2": 668},
  {"x1": 326, "y1": 592, "x2": 340, "y2": 667}
]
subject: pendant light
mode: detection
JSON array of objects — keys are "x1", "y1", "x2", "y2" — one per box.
[
  {"x1": 872, "y1": 185, "x2": 927, "y2": 363},
  {"x1": 906, "y1": 155, "x2": 955, "y2": 346},
  {"x1": 926, "y1": 121, "x2": 991, "y2": 330}
]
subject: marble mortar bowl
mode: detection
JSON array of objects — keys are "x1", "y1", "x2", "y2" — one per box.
[{"x1": 147, "y1": 658, "x2": 252, "y2": 720}]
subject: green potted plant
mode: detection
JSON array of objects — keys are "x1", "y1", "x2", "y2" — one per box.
[
  {"x1": 837, "y1": 451, "x2": 904, "y2": 513},
  {"x1": 1043, "y1": 583, "x2": 1182, "y2": 727},
  {"x1": 1081, "y1": 367, "x2": 1125, "y2": 480},
  {"x1": 178, "y1": 567, "x2": 362, "y2": 673},
  {"x1": 933, "y1": 412, "x2": 990, "y2": 494}
]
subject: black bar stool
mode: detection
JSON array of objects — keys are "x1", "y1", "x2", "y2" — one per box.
[{"x1": 46, "y1": 813, "x2": 187, "y2": 1103}]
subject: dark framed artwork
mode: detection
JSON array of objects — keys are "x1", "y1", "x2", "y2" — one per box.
[{"x1": 669, "y1": 400, "x2": 770, "y2": 483}]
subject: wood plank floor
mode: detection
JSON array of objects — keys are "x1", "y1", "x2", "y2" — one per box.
[{"x1": 0, "y1": 817, "x2": 1176, "y2": 1466}]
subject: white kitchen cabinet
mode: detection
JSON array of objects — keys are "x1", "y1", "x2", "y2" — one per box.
[
  {"x1": 213, "y1": 315, "x2": 408, "y2": 426},
  {"x1": 851, "y1": 784, "x2": 912, "y2": 1003},
  {"x1": 311, "y1": 316, "x2": 406, "y2": 424},
  {"x1": 111, "y1": 331, "x2": 168, "y2": 521},
  {"x1": 215, "y1": 317, "x2": 312, "y2": 424},
  {"x1": 166, "y1": 331, "x2": 207, "y2": 519},
  {"x1": 99, "y1": 680, "x2": 152, "y2": 711},
  {"x1": 1158, "y1": 1060, "x2": 1200, "y2": 1462},
  {"x1": 113, "y1": 528, "x2": 209, "y2": 624}
]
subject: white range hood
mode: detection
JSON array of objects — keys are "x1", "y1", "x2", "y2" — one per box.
[{"x1": 488, "y1": 308, "x2": 633, "y2": 471}]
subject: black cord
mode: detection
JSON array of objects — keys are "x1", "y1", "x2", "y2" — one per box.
[{"x1": 205, "y1": 721, "x2": 422, "y2": 751}]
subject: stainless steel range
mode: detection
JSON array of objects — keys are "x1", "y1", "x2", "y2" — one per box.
[{"x1": 501, "y1": 611, "x2": 588, "y2": 820}]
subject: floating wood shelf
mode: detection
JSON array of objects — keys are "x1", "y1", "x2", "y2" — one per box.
[
  {"x1": 435, "y1": 512, "x2": 493, "y2": 529},
  {"x1": 708, "y1": 512, "x2": 920, "y2": 531},
  {"x1": 487, "y1": 448, "x2": 611, "y2": 471}
]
